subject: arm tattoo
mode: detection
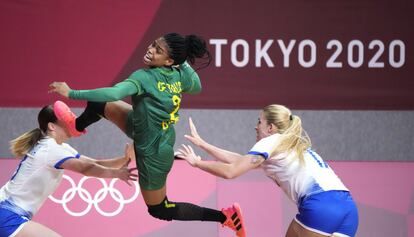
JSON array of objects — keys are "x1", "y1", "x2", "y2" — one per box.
[{"x1": 250, "y1": 155, "x2": 264, "y2": 165}]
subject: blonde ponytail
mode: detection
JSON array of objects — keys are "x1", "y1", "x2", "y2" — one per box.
[
  {"x1": 263, "y1": 105, "x2": 311, "y2": 164},
  {"x1": 10, "y1": 128, "x2": 43, "y2": 158},
  {"x1": 272, "y1": 116, "x2": 311, "y2": 164}
]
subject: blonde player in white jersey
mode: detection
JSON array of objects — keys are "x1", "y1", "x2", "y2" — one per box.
[
  {"x1": 177, "y1": 104, "x2": 359, "y2": 237},
  {"x1": 0, "y1": 101, "x2": 137, "y2": 237}
]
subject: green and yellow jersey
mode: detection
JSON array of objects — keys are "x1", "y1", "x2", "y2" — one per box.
[{"x1": 69, "y1": 62, "x2": 201, "y2": 189}]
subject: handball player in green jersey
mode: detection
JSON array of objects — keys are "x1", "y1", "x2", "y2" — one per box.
[{"x1": 49, "y1": 33, "x2": 246, "y2": 237}]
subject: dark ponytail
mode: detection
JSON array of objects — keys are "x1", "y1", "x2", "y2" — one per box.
[
  {"x1": 163, "y1": 33, "x2": 212, "y2": 70},
  {"x1": 38, "y1": 105, "x2": 57, "y2": 133}
]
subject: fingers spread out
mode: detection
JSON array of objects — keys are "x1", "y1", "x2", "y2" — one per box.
[
  {"x1": 129, "y1": 175, "x2": 138, "y2": 180},
  {"x1": 189, "y1": 117, "x2": 197, "y2": 134},
  {"x1": 187, "y1": 145, "x2": 195, "y2": 153},
  {"x1": 123, "y1": 158, "x2": 131, "y2": 167},
  {"x1": 174, "y1": 151, "x2": 184, "y2": 159},
  {"x1": 181, "y1": 144, "x2": 191, "y2": 154},
  {"x1": 48, "y1": 83, "x2": 56, "y2": 93},
  {"x1": 124, "y1": 143, "x2": 129, "y2": 153},
  {"x1": 125, "y1": 143, "x2": 135, "y2": 158},
  {"x1": 48, "y1": 82, "x2": 60, "y2": 89},
  {"x1": 177, "y1": 149, "x2": 186, "y2": 157}
]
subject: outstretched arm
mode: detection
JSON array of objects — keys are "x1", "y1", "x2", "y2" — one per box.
[
  {"x1": 49, "y1": 81, "x2": 138, "y2": 102},
  {"x1": 184, "y1": 117, "x2": 241, "y2": 164},
  {"x1": 178, "y1": 144, "x2": 264, "y2": 179},
  {"x1": 81, "y1": 143, "x2": 136, "y2": 168},
  {"x1": 60, "y1": 144, "x2": 138, "y2": 186}
]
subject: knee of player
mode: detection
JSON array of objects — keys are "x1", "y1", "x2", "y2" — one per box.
[{"x1": 147, "y1": 199, "x2": 176, "y2": 221}]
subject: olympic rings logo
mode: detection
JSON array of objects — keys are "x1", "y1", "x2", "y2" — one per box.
[{"x1": 49, "y1": 175, "x2": 140, "y2": 217}]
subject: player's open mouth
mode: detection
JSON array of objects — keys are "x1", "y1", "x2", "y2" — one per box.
[{"x1": 143, "y1": 53, "x2": 152, "y2": 64}]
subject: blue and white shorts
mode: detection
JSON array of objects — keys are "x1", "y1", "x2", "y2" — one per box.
[
  {"x1": 0, "y1": 201, "x2": 31, "y2": 237},
  {"x1": 295, "y1": 190, "x2": 358, "y2": 237}
]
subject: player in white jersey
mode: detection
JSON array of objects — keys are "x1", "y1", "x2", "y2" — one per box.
[
  {"x1": 177, "y1": 104, "x2": 359, "y2": 237},
  {"x1": 0, "y1": 101, "x2": 137, "y2": 237}
]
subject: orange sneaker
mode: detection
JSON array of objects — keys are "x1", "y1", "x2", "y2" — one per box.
[
  {"x1": 53, "y1": 100, "x2": 86, "y2": 137},
  {"x1": 222, "y1": 203, "x2": 246, "y2": 237}
]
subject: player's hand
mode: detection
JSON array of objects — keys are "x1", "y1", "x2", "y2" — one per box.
[
  {"x1": 118, "y1": 143, "x2": 138, "y2": 186},
  {"x1": 177, "y1": 144, "x2": 201, "y2": 167},
  {"x1": 123, "y1": 143, "x2": 135, "y2": 165},
  {"x1": 48, "y1": 82, "x2": 71, "y2": 98},
  {"x1": 184, "y1": 117, "x2": 205, "y2": 147},
  {"x1": 116, "y1": 163, "x2": 138, "y2": 186}
]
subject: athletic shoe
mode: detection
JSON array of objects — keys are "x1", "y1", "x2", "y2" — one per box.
[
  {"x1": 53, "y1": 100, "x2": 86, "y2": 137},
  {"x1": 222, "y1": 203, "x2": 246, "y2": 237}
]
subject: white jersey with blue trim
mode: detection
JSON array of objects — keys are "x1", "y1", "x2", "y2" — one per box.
[
  {"x1": 0, "y1": 137, "x2": 80, "y2": 216},
  {"x1": 248, "y1": 133, "x2": 348, "y2": 205}
]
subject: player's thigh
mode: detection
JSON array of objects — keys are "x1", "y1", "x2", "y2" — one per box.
[
  {"x1": 331, "y1": 233, "x2": 352, "y2": 237},
  {"x1": 141, "y1": 185, "x2": 167, "y2": 206},
  {"x1": 16, "y1": 221, "x2": 61, "y2": 237},
  {"x1": 104, "y1": 101, "x2": 132, "y2": 132},
  {"x1": 286, "y1": 219, "x2": 328, "y2": 237}
]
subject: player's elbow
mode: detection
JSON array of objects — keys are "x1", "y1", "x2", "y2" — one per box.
[
  {"x1": 106, "y1": 94, "x2": 124, "y2": 101},
  {"x1": 223, "y1": 161, "x2": 250, "y2": 179},
  {"x1": 222, "y1": 173, "x2": 236, "y2": 179},
  {"x1": 222, "y1": 166, "x2": 240, "y2": 179},
  {"x1": 78, "y1": 163, "x2": 96, "y2": 176}
]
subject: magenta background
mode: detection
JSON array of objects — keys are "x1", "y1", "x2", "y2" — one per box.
[
  {"x1": 1, "y1": 159, "x2": 413, "y2": 237},
  {"x1": 0, "y1": 0, "x2": 161, "y2": 107},
  {"x1": 0, "y1": 0, "x2": 413, "y2": 109}
]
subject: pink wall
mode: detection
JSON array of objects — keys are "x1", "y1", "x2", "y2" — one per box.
[{"x1": 1, "y1": 159, "x2": 413, "y2": 237}]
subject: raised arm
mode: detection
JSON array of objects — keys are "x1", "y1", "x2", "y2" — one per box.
[
  {"x1": 49, "y1": 81, "x2": 138, "y2": 102},
  {"x1": 184, "y1": 117, "x2": 240, "y2": 164}
]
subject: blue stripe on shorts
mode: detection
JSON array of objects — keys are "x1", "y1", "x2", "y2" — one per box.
[{"x1": 295, "y1": 190, "x2": 359, "y2": 237}]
